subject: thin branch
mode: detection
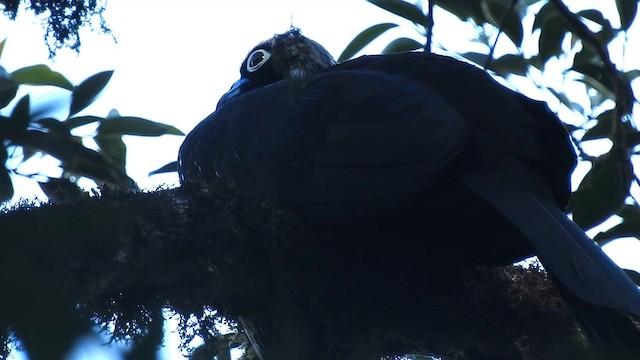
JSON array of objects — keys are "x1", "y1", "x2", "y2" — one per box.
[
  {"x1": 426, "y1": 0, "x2": 434, "y2": 53},
  {"x1": 485, "y1": 0, "x2": 519, "y2": 69}
]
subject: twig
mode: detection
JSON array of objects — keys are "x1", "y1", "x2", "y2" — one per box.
[
  {"x1": 426, "y1": 0, "x2": 434, "y2": 53},
  {"x1": 485, "y1": 0, "x2": 519, "y2": 69}
]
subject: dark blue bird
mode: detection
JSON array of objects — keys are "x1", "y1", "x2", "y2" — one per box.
[{"x1": 178, "y1": 29, "x2": 640, "y2": 358}]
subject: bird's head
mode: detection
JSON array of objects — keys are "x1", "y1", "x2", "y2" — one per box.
[{"x1": 217, "y1": 28, "x2": 336, "y2": 108}]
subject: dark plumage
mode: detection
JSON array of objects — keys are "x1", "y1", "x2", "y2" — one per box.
[{"x1": 178, "y1": 29, "x2": 640, "y2": 358}]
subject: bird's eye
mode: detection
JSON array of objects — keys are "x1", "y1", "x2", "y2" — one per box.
[{"x1": 247, "y1": 49, "x2": 271, "y2": 72}]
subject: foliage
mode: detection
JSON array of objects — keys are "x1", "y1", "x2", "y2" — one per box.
[
  {"x1": 0, "y1": 0, "x2": 112, "y2": 57},
  {"x1": 0, "y1": 38, "x2": 183, "y2": 203},
  {"x1": 342, "y1": 0, "x2": 640, "y2": 262},
  {"x1": 2, "y1": 1, "x2": 640, "y2": 360}
]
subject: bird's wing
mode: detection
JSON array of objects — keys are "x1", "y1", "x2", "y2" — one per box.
[{"x1": 179, "y1": 70, "x2": 470, "y2": 212}]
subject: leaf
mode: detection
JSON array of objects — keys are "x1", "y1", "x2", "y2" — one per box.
[
  {"x1": 616, "y1": 0, "x2": 638, "y2": 30},
  {"x1": 577, "y1": 9, "x2": 610, "y2": 28},
  {"x1": 547, "y1": 88, "x2": 570, "y2": 110},
  {"x1": 94, "y1": 133, "x2": 127, "y2": 173},
  {"x1": 624, "y1": 269, "x2": 640, "y2": 286},
  {"x1": 461, "y1": 51, "x2": 490, "y2": 66},
  {"x1": 576, "y1": 74, "x2": 615, "y2": 101},
  {"x1": 490, "y1": 53, "x2": 529, "y2": 76},
  {"x1": 570, "y1": 64, "x2": 633, "y2": 113},
  {"x1": 572, "y1": 43, "x2": 600, "y2": 66},
  {"x1": 7, "y1": 95, "x2": 30, "y2": 138},
  {"x1": 97, "y1": 117, "x2": 184, "y2": 137},
  {"x1": 69, "y1": 70, "x2": 113, "y2": 116},
  {"x1": 527, "y1": 55, "x2": 544, "y2": 70},
  {"x1": 533, "y1": 1, "x2": 560, "y2": 30},
  {"x1": 338, "y1": 23, "x2": 399, "y2": 61},
  {"x1": 381, "y1": 37, "x2": 423, "y2": 54},
  {"x1": 594, "y1": 219, "x2": 640, "y2": 245},
  {"x1": 570, "y1": 156, "x2": 632, "y2": 229},
  {"x1": 64, "y1": 115, "x2": 103, "y2": 129},
  {"x1": 0, "y1": 38, "x2": 6, "y2": 60},
  {"x1": 538, "y1": 21, "x2": 567, "y2": 63},
  {"x1": 0, "y1": 75, "x2": 18, "y2": 109},
  {"x1": 548, "y1": 88, "x2": 584, "y2": 114},
  {"x1": 480, "y1": 0, "x2": 524, "y2": 47},
  {"x1": 582, "y1": 109, "x2": 614, "y2": 140},
  {"x1": 368, "y1": 0, "x2": 429, "y2": 28},
  {"x1": 149, "y1": 161, "x2": 177, "y2": 176},
  {"x1": 577, "y1": 9, "x2": 618, "y2": 45},
  {"x1": 0, "y1": 146, "x2": 13, "y2": 202},
  {"x1": 625, "y1": 69, "x2": 640, "y2": 81},
  {"x1": 11, "y1": 65, "x2": 73, "y2": 90},
  {"x1": 433, "y1": 0, "x2": 487, "y2": 24},
  {"x1": 34, "y1": 118, "x2": 72, "y2": 139},
  {"x1": 13, "y1": 130, "x2": 122, "y2": 183}
]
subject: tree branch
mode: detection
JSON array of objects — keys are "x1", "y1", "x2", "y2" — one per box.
[
  {"x1": 549, "y1": 0, "x2": 634, "y2": 150},
  {"x1": 2, "y1": 183, "x2": 638, "y2": 359}
]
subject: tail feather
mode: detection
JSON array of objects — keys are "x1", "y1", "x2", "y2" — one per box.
[{"x1": 460, "y1": 169, "x2": 640, "y2": 317}]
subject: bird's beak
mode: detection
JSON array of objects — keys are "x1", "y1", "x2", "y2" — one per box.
[{"x1": 217, "y1": 78, "x2": 249, "y2": 109}]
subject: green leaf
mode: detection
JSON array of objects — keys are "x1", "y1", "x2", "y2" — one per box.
[
  {"x1": 572, "y1": 43, "x2": 600, "y2": 66},
  {"x1": 548, "y1": 88, "x2": 583, "y2": 114},
  {"x1": 576, "y1": 74, "x2": 616, "y2": 101},
  {"x1": 0, "y1": 75, "x2": 17, "y2": 109},
  {"x1": 527, "y1": 55, "x2": 544, "y2": 71},
  {"x1": 577, "y1": 9, "x2": 610, "y2": 28},
  {"x1": 149, "y1": 161, "x2": 178, "y2": 176},
  {"x1": 338, "y1": 23, "x2": 399, "y2": 61},
  {"x1": 0, "y1": 38, "x2": 6, "y2": 60},
  {"x1": 577, "y1": 9, "x2": 618, "y2": 44},
  {"x1": 461, "y1": 51, "x2": 490, "y2": 66},
  {"x1": 69, "y1": 70, "x2": 113, "y2": 116},
  {"x1": 8, "y1": 95, "x2": 30, "y2": 137},
  {"x1": 95, "y1": 133, "x2": 127, "y2": 173},
  {"x1": 625, "y1": 69, "x2": 640, "y2": 81},
  {"x1": 582, "y1": 110, "x2": 615, "y2": 140},
  {"x1": 569, "y1": 64, "x2": 615, "y2": 94},
  {"x1": 11, "y1": 65, "x2": 73, "y2": 90},
  {"x1": 14, "y1": 130, "x2": 122, "y2": 183},
  {"x1": 490, "y1": 53, "x2": 529, "y2": 76},
  {"x1": 368, "y1": 0, "x2": 429, "y2": 28},
  {"x1": 594, "y1": 218, "x2": 640, "y2": 245},
  {"x1": 64, "y1": 115, "x2": 103, "y2": 129},
  {"x1": 34, "y1": 118, "x2": 72, "y2": 139},
  {"x1": 533, "y1": 1, "x2": 560, "y2": 30},
  {"x1": 616, "y1": 0, "x2": 638, "y2": 30},
  {"x1": 97, "y1": 117, "x2": 184, "y2": 137},
  {"x1": 0, "y1": 146, "x2": 13, "y2": 202},
  {"x1": 433, "y1": 0, "x2": 487, "y2": 24},
  {"x1": 480, "y1": 0, "x2": 524, "y2": 47},
  {"x1": 570, "y1": 156, "x2": 632, "y2": 229},
  {"x1": 538, "y1": 21, "x2": 567, "y2": 63},
  {"x1": 624, "y1": 269, "x2": 640, "y2": 286},
  {"x1": 381, "y1": 37, "x2": 423, "y2": 54}
]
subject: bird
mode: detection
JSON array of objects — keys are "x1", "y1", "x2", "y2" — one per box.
[{"x1": 178, "y1": 28, "x2": 640, "y2": 357}]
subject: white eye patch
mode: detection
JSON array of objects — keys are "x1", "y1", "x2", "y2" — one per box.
[{"x1": 246, "y1": 49, "x2": 271, "y2": 72}]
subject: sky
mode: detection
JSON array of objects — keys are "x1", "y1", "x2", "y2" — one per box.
[{"x1": 1, "y1": 0, "x2": 640, "y2": 359}]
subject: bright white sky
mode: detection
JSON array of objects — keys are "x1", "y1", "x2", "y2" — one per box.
[{"x1": 2, "y1": 1, "x2": 640, "y2": 359}]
